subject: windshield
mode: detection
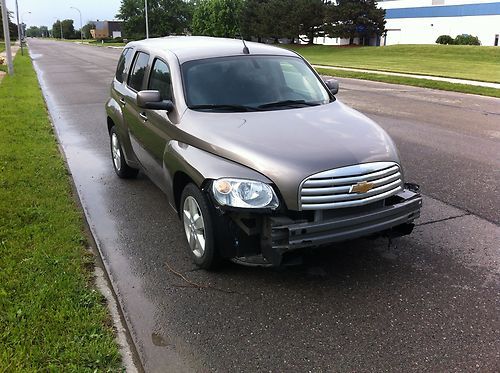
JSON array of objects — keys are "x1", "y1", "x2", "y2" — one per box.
[{"x1": 182, "y1": 55, "x2": 331, "y2": 111}]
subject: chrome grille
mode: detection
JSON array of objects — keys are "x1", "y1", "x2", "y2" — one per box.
[{"x1": 299, "y1": 162, "x2": 403, "y2": 210}]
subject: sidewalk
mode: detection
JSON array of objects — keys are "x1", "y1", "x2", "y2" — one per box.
[
  {"x1": 0, "y1": 42, "x2": 21, "y2": 82},
  {"x1": 314, "y1": 64, "x2": 500, "y2": 89}
]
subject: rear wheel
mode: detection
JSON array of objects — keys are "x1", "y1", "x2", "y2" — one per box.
[
  {"x1": 180, "y1": 183, "x2": 220, "y2": 269},
  {"x1": 110, "y1": 126, "x2": 138, "y2": 178}
]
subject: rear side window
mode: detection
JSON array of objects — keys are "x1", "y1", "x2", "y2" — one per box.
[
  {"x1": 115, "y1": 48, "x2": 133, "y2": 83},
  {"x1": 128, "y1": 52, "x2": 150, "y2": 91},
  {"x1": 148, "y1": 59, "x2": 172, "y2": 101}
]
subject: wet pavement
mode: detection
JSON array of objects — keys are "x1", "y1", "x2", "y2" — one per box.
[{"x1": 29, "y1": 39, "x2": 499, "y2": 372}]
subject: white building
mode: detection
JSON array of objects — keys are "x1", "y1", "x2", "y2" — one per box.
[
  {"x1": 380, "y1": 0, "x2": 500, "y2": 46},
  {"x1": 313, "y1": 0, "x2": 500, "y2": 46}
]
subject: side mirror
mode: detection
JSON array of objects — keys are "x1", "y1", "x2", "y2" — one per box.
[
  {"x1": 324, "y1": 79, "x2": 339, "y2": 95},
  {"x1": 136, "y1": 90, "x2": 174, "y2": 112}
]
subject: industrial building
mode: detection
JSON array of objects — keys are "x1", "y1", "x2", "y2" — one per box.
[
  {"x1": 314, "y1": 0, "x2": 500, "y2": 46},
  {"x1": 90, "y1": 20, "x2": 123, "y2": 39}
]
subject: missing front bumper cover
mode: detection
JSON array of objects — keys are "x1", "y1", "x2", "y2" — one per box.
[{"x1": 261, "y1": 189, "x2": 422, "y2": 265}]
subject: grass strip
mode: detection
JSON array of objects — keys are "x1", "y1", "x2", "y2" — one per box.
[
  {"x1": 0, "y1": 51, "x2": 122, "y2": 370},
  {"x1": 286, "y1": 44, "x2": 500, "y2": 83},
  {"x1": 316, "y1": 68, "x2": 500, "y2": 98},
  {"x1": 84, "y1": 40, "x2": 126, "y2": 47},
  {"x1": 46, "y1": 38, "x2": 126, "y2": 47}
]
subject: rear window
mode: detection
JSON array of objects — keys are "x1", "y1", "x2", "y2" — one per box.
[
  {"x1": 128, "y1": 52, "x2": 150, "y2": 91},
  {"x1": 115, "y1": 48, "x2": 133, "y2": 83}
]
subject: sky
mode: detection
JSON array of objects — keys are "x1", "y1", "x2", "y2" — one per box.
[{"x1": 5, "y1": 0, "x2": 123, "y2": 28}]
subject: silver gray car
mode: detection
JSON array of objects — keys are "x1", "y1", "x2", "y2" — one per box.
[{"x1": 105, "y1": 36, "x2": 422, "y2": 269}]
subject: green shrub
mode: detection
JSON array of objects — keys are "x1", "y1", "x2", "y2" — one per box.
[
  {"x1": 454, "y1": 34, "x2": 481, "y2": 45},
  {"x1": 436, "y1": 35, "x2": 454, "y2": 45}
]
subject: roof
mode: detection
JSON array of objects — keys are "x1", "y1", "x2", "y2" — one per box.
[{"x1": 126, "y1": 36, "x2": 298, "y2": 63}]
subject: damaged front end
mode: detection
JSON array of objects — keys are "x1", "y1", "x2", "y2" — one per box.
[{"x1": 212, "y1": 184, "x2": 422, "y2": 266}]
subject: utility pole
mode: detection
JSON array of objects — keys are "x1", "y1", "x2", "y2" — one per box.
[
  {"x1": 1, "y1": 0, "x2": 14, "y2": 75},
  {"x1": 59, "y1": 19, "x2": 63, "y2": 39},
  {"x1": 14, "y1": 0, "x2": 22, "y2": 55},
  {"x1": 144, "y1": 0, "x2": 149, "y2": 39}
]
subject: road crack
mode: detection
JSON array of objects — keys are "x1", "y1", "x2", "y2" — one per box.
[
  {"x1": 165, "y1": 261, "x2": 240, "y2": 294},
  {"x1": 416, "y1": 213, "x2": 470, "y2": 227}
]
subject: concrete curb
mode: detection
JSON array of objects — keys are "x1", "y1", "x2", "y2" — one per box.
[
  {"x1": 313, "y1": 64, "x2": 500, "y2": 89},
  {"x1": 28, "y1": 44, "x2": 142, "y2": 373}
]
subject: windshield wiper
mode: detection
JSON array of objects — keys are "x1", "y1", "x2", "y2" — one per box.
[
  {"x1": 189, "y1": 104, "x2": 259, "y2": 112},
  {"x1": 258, "y1": 100, "x2": 320, "y2": 109}
]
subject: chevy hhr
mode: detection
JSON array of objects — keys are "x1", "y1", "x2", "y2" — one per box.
[{"x1": 105, "y1": 36, "x2": 422, "y2": 269}]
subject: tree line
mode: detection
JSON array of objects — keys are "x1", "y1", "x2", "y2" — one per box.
[
  {"x1": 12, "y1": 1, "x2": 385, "y2": 44},
  {"x1": 118, "y1": 0, "x2": 385, "y2": 44},
  {"x1": 0, "y1": 5, "x2": 18, "y2": 40}
]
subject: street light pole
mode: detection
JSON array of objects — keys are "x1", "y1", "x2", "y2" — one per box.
[
  {"x1": 59, "y1": 19, "x2": 63, "y2": 39},
  {"x1": 14, "y1": 0, "x2": 22, "y2": 55},
  {"x1": 144, "y1": 0, "x2": 149, "y2": 39},
  {"x1": 70, "y1": 6, "x2": 83, "y2": 43},
  {"x1": 21, "y1": 11, "x2": 30, "y2": 38},
  {"x1": 0, "y1": 0, "x2": 13, "y2": 74}
]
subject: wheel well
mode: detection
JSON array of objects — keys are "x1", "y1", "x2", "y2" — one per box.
[
  {"x1": 173, "y1": 172, "x2": 195, "y2": 213},
  {"x1": 107, "y1": 117, "x2": 114, "y2": 134}
]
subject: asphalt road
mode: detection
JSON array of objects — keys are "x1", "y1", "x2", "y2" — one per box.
[{"x1": 29, "y1": 39, "x2": 499, "y2": 372}]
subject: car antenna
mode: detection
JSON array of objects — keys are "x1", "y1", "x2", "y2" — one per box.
[{"x1": 241, "y1": 36, "x2": 250, "y2": 55}]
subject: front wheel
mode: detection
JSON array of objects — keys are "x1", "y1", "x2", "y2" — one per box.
[
  {"x1": 110, "y1": 126, "x2": 139, "y2": 178},
  {"x1": 180, "y1": 184, "x2": 220, "y2": 269}
]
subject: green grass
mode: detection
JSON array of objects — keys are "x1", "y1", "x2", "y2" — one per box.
[
  {"x1": 285, "y1": 44, "x2": 500, "y2": 83},
  {"x1": 0, "y1": 51, "x2": 122, "y2": 370},
  {"x1": 316, "y1": 68, "x2": 500, "y2": 98},
  {"x1": 47, "y1": 38, "x2": 126, "y2": 47},
  {"x1": 84, "y1": 40, "x2": 126, "y2": 47},
  {"x1": 85, "y1": 40, "x2": 127, "y2": 47}
]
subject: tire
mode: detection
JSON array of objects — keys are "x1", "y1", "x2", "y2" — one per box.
[
  {"x1": 180, "y1": 183, "x2": 221, "y2": 269},
  {"x1": 110, "y1": 126, "x2": 139, "y2": 178}
]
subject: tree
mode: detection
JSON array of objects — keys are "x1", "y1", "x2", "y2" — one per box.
[
  {"x1": 26, "y1": 26, "x2": 41, "y2": 37},
  {"x1": 240, "y1": 0, "x2": 268, "y2": 41},
  {"x1": 52, "y1": 19, "x2": 76, "y2": 39},
  {"x1": 0, "y1": 6, "x2": 18, "y2": 40},
  {"x1": 192, "y1": 0, "x2": 243, "y2": 38},
  {"x1": 117, "y1": 0, "x2": 193, "y2": 39},
  {"x1": 40, "y1": 26, "x2": 49, "y2": 37},
  {"x1": 240, "y1": 0, "x2": 326, "y2": 44},
  {"x1": 325, "y1": 0, "x2": 385, "y2": 45},
  {"x1": 81, "y1": 21, "x2": 95, "y2": 39},
  {"x1": 296, "y1": 0, "x2": 327, "y2": 44}
]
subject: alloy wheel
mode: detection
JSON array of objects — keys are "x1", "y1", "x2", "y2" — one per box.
[
  {"x1": 111, "y1": 133, "x2": 122, "y2": 171},
  {"x1": 182, "y1": 196, "x2": 206, "y2": 258}
]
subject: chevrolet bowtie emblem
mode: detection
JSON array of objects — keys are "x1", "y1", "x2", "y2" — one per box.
[{"x1": 349, "y1": 181, "x2": 374, "y2": 194}]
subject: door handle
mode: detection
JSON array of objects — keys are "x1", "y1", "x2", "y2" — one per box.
[
  {"x1": 119, "y1": 97, "x2": 126, "y2": 106},
  {"x1": 139, "y1": 112, "x2": 148, "y2": 121}
]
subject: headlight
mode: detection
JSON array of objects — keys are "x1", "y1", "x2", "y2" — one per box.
[{"x1": 212, "y1": 178, "x2": 279, "y2": 209}]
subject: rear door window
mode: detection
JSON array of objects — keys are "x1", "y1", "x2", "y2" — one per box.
[
  {"x1": 127, "y1": 52, "x2": 150, "y2": 92},
  {"x1": 148, "y1": 59, "x2": 172, "y2": 101},
  {"x1": 115, "y1": 48, "x2": 133, "y2": 83}
]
